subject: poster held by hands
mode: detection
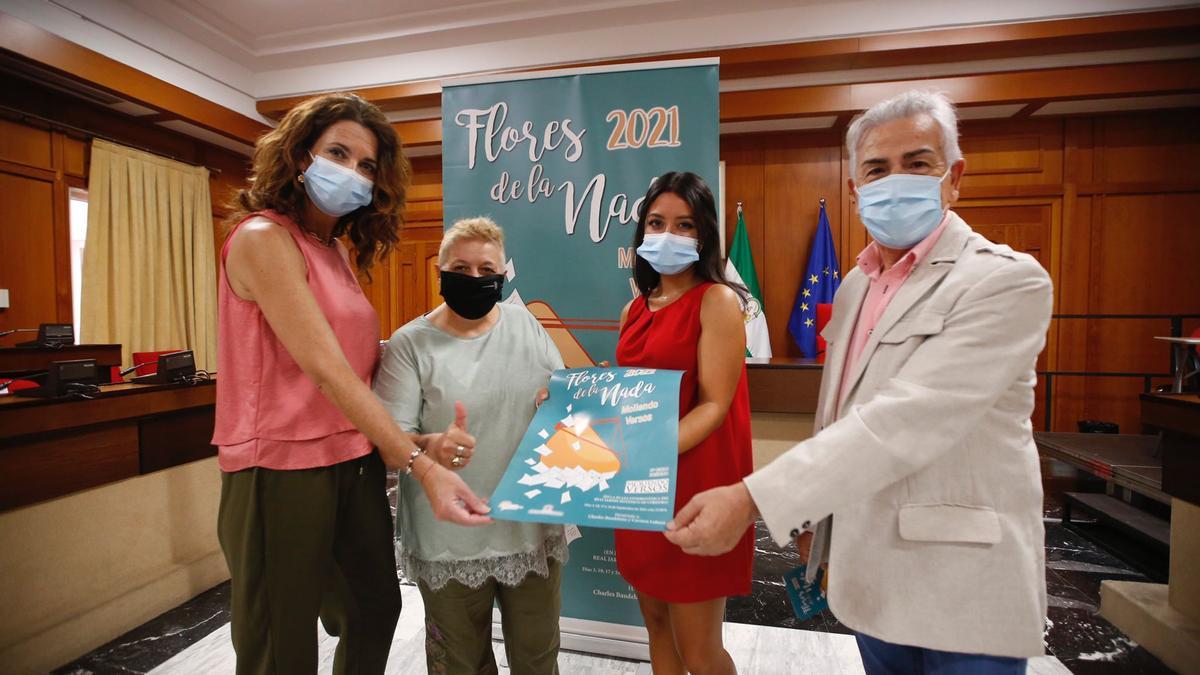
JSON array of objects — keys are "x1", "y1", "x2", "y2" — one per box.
[{"x1": 490, "y1": 366, "x2": 683, "y2": 531}]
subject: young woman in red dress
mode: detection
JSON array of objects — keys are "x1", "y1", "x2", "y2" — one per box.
[{"x1": 615, "y1": 171, "x2": 754, "y2": 675}]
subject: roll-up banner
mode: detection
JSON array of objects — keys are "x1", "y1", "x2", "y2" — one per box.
[{"x1": 441, "y1": 58, "x2": 719, "y2": 660}]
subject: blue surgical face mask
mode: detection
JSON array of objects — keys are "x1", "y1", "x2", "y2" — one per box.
[
  {"x1": 637, "y1": 232, "x2": 700, "y2": 275},
  {"x1": 302, "y1": 153, "x2": 374, "y2": 217},
  {"x1": 855, "y1": 170, "x2": 950, "y2": 249}
]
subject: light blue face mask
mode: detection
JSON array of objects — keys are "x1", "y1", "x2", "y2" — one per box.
[
  {"x1": 855, "y1": 170, "x2": 950, "y2": 249},
  {"x1": 302, "y1": 153, "x2": 374, "y2": 217},
  {"x1": 637, "y1": 232, "x2": 700, "y2": 275}
]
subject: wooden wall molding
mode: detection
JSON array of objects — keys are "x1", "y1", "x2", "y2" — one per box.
[
  {"x1": 310, "y1": 59, "x2": 1200, "y2": 149},
  {"x1": 0, "y1": 11, "x2": 270, "y2": 145},
  {"x1": 259, "y1": 80, "x2": 443, "y2": 120},
  {"x1": 722, "y1": 60, "x2": 1200, "y2": 122},
  {"x1": 256, "y1": 8, "x2": 1200, "y2": 125}
]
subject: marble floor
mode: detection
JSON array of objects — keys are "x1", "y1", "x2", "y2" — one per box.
[
  {"x1": 56, "y1": 466, "x2": 1174, "y2": 674},
  {"x1": 62, "y1": 582, "x2": 1078, "y2": 675}
]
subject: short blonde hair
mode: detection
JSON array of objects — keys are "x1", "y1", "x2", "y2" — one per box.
[{"x1": 439, "y1": 216, "x2": 506, "y2": 266}]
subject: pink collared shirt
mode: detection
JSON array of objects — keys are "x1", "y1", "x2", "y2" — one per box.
[{"x1": 837, "y1": 212, "x2": 951, "y2": 408}]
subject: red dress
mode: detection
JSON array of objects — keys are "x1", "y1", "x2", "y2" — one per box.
[{"x1": 614, "y1": 282, "x2": 755, "y2": 603}]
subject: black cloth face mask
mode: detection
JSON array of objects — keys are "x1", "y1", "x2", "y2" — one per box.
[{"x1": 439, "y1": 271, "x2": 505, "y2": 320}]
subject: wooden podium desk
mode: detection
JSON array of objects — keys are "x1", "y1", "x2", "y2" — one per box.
[
  {"x1": 0, "y1": 379, "x2": 216, "y2": 512},
  {"x1": 0, "y1": 343, "x2": 122, "y2": 378},
  {"x1": 746, "y1": 357, "x2": 823, "y2": 414},
  {"x1": 745, "y1": 358, "x2": 823, "y2": 469},
  {"x1": 1100, "y1": 393, "x2": 1200, "y2": 674}
]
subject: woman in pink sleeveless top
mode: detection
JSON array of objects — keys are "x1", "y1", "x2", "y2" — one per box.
[{"x1": 214, "y1": 94, "x2": 491, "y2": 675}]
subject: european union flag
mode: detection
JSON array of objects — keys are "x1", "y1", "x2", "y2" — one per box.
[{"x1": 788, "y1": 202, "x2": 840, "y2": 358}]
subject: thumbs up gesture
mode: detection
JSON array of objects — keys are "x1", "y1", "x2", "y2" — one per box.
[{"x1": 424, "y1": 401, "x2": 476, "y2": 470}]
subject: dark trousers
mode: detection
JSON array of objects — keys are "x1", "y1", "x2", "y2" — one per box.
[
  {"x1": 418, "y1": 559, "x2": 562, "y2": 675},
  {"x1": 855, "y1": 632, "x2": 1027, "y2": 675},
  {"x1": 217, "y1": 451, "x2": 402, "y2": 675}
]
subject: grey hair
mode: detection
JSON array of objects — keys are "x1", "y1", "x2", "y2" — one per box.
[{"x1": 846, "y1": 90, "x2": 962, "y2": 176}]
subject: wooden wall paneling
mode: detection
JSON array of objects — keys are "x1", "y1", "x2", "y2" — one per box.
[
  {"x1": 1055, "y1": 187, "x2": 1093, "y2": 433},
  {"x1": 838, "y1": 139, "x2": 865, "y2": 280},
  {"x1": 394, "y1": 120, "x2": 441, "y2": 148},
  {"x1": 1053, "y1": 117, "x2": 1096, "y2": 431},
  {"x1": 1086, "y1": 191, "x2": 1200, "y2": 432},
  {"x1": 958, "y1": 119, "x2": 1064, "y2": 187},
  {"x1": 62, "y1": 135, "x2": 86, "y2": 178},
  {"x1": 718, "y1": 135, "x2": 766, "y2": 265},
  {"x1": 761, "y1": 132, "x2": 843, "y2": 357},
  {"x1": 2, "y1": 73, "x2": 254, "y2": 289},
  {"x1": 358, "y1": 260, "x2": 391, "y2": 339},
  {"x1": 0, "y1": 423, "x2": 140, "y2": 511},
  {"x1": 0, "y1": 168, "x2": 60, "y2": 333},
  {"x1": 424, "y1": 245, "x2": 441, "y2": 324},
  {"x1": 1094, "y1": 111, "x2": 1200, "y2": 184},
  {"x1": 259, "y1": 80, "x2": 443, "y2": 119},
  {"x1": 0, "y1": 72, "x2": 252, "y2": 184},
  {"x1": 0, "y1": 116, "x2": 53, "y2": 170},
  {"x1": 395, "y1": 242, "x2": 420, "y2": 333},
  {"x1": 50, "y1": 131, "x2": 72, "y2": 323},
  {"x1": 0, "y1": 11, "x2": 268, "y2": 143},
  {"x1": 138, "y1": 407, "x2": 217, "y2": 474},
  {"x1": 1080, "y1": 113, "x2": 1200, "y2": 432},
  {"x1": 952, "y1": 197, "x2": 1061, "y2": 429},
  {"x1": 357, "y1": 158, "x2": 446, "y2": 337}
]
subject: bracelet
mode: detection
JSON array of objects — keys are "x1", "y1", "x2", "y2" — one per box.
[
  {"x1": 403, "y1": 447, "x2": 425, "y2": 476},
  {"x1": 414, "y1": 455, "x2": 437, "y2": 484}
]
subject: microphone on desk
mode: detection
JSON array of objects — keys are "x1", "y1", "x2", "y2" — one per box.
[
  {"x1": 118, "y1": 350, "x2": 209, "y2": 385},
  {"x1": 12, "y1": 359, "x2": 101, "y2": 399},
  {"x1": 4, "y1": 324, "x2": 74, "y2": 347}
]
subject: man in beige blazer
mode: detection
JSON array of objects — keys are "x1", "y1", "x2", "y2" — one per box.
[{"x1": 665, "y1": 90, "x2": 1053, "y2": 673}]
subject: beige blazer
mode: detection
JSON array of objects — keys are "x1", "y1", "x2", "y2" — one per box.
[{"x1": 745, "y1": 212, "x2": 1053, "y2": 658}]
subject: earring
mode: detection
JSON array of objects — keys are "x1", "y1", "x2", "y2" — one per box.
[{"x1": 297, "y1": 173, "x2": 305, "y2": 184}]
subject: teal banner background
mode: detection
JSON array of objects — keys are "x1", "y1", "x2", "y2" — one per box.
[{"x1": 442, "y1": 60, "x2": 718, "y2": 629}]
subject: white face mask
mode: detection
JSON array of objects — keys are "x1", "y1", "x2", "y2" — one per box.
[
  {"x1": 855, "y1": 169, "x2": 950, "y2": 249},
  {"x1": 303, "y1": 153, "x2": 374, "y2": 217},
  {"x1": 637, "y1": 232, "x2": 700, "y2": 275}
]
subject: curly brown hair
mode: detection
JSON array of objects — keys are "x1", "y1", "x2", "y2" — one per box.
[{"x1": 229, "y1": 93, "x2": 410, "y2": 275}]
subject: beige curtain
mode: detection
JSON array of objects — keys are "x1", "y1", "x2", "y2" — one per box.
[{"x1": 81, "y1": 139, "x2": 217, "y2": 372}]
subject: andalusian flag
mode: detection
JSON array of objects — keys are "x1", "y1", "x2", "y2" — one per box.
[{"x1": 725, "y1": 205, "x2": 772, "y2": 358}]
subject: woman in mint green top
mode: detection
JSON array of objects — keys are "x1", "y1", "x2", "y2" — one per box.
[{"x1": 373, "y1": 217, "x2": 565, "y2": 674}]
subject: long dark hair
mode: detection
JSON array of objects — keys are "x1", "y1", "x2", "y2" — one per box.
[
  {"x1": 229, "y1": 93, "x2": 411, "y2": 276},
  {"x1": 633, "y1": 171, "x2": 748, "y2": 302}
]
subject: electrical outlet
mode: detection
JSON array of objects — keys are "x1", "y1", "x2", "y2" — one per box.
[{"x1": 0, "y1": 289, "x2": 8, "y2": 309}]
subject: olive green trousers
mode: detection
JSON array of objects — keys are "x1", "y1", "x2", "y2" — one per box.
[
  {"x1": 418, "y1": 559, "x2": 562, "y2": 675},
  {"x1": 218, "y1": 451, "x2": 402, "y2": 675}
]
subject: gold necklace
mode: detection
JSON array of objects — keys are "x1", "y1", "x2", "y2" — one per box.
[{"x1": 303, "y1": 228, "x2": 336, "y2": 247}]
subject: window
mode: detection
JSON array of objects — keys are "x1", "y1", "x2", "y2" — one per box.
[{"x1": 69, "y1": 187, "x2": 88, "y2": 344}]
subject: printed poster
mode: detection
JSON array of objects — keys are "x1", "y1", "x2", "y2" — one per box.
[{"x1": 490, "y1": 367, "x2": 683, "y2": 530}]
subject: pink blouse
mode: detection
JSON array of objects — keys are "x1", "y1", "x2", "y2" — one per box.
[{"x1": 212, "y1": 210, "x2": 379, "y2": 472}]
